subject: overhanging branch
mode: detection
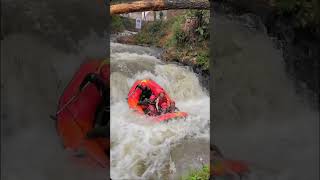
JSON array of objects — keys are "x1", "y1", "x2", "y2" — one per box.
[{"x1": 110, "y1": 0, "x2": 210, "y2": 15}]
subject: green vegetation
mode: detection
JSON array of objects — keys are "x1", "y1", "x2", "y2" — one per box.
[
  {"x1": 111, "y1": 15, "x2": 125, "y2": 33},
  {"x1": 131, "y1": 10, "x2": 210, "y2": 70},
  {"x1": 181, "y1": 165, "x2": 210, "y2": 180},
  {"x1": 166, "y1": 15, "x2": 187, "y2": 47},
  {"x1": 134, "y1": 20, "x2": 167, "y2": 45},
  {"x1": 186, "y1": 10, "x2": 210, "y2": 41},
  {"x1": 166, "y1": 10, "x2": 210, "y2": 48},
  {"x1": 196, "y1": 51, "x2": 210, "y2": 70},
  {"x1": 111, "y1": 10, "x2": 210, "y2": 70},
  {"x1": 111, "y1": 15, "x2": 135, "y2": 33},
  {"x1": 272, "y1": 0, "x2": 320, "y2": 27}
]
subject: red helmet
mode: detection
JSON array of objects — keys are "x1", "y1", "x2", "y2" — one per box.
[{"x1": 99, "y1": 64, "x2": 109, "y2": 81}]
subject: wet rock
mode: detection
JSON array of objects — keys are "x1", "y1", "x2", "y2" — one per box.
[{"x1": 116, "y1": 35, "x2": 135, "y2": 44}]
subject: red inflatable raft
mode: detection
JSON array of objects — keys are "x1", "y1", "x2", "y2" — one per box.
[
  {"x1": 55, "y1": 59, "x2": 109, "y2": 168},
  {"x1": 127, "y1": 79, "x2": 188, "y2": 122},
  {"x1": 211, "y1": 145, "x2": 250, "y2": 177}
]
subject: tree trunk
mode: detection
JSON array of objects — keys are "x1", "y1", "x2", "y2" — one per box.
[{"x1": 110, "y1": 0, "x2": 210, "y2": 15}]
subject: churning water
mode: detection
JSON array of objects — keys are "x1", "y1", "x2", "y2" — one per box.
[{"x1": 110, "y1": 42, "x2": 210, "y2": 179}]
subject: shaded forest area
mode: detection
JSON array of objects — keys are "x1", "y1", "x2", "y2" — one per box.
[{"x1": 213, "y1": 0, "x2": 319, "y2": 96}]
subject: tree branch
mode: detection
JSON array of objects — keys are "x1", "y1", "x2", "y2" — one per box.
[{"x1": 110, "y1": 0, "x2": 210, "y2": 15}]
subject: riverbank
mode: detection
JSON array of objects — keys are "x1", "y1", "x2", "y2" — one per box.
[{"x1": 112, "y1": 11, "x2": 210, "y2": 91}]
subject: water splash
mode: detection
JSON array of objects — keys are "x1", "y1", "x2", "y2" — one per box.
[{"x1": 110, "y1": 43, "x2": 210, "y2": 179}]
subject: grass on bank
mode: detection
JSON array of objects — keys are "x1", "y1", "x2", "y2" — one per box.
[
  {"x1": 181, "y1": 165, "x2": 210, "y2": 180},
  {"x1": 129, "y1": 10, "x2": 210, "y2": 70}
]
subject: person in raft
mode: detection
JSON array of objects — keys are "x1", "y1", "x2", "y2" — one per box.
[
  {"x1": 79, "y1": 63, "x2": 110, "y2": 139},
  {"x1": 131, "y1": 81, "x2": 158, "y2": 116},
  {"x1": 132, "y1": 82, "x2": 180, "y2": 115},
  {"x1": 166, "y1": 101, "x2": 180, "y2": 113},
  {"x1": 155, "y1": 92, "x2": 180, "y2": 114},
  {"x1": 155, "y1": 92, "x2": 168, "y2": 114}
]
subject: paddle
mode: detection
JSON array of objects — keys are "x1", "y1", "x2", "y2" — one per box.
[{"x1": 50, "y1": 83, "x2": 89, "y2": 120}]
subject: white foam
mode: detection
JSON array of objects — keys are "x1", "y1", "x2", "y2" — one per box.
[{"x1": 110, "y1": 44, "x2": 210, "y2": 179}]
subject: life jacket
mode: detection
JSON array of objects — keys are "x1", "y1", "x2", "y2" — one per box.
[
  {"x1": 140, "y1": 88, "x2": 153, "y2": 101},
  {"x1": 157, "y1": 95, "x2": 169, "y2": 110},
  {"x1": 158, "y1": 96, "x2": 168, "y2": 105}
]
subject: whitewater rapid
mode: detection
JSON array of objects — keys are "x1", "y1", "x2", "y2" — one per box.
[{"x1": 110, "y1": 42, "x2": 210, "y2": 179}]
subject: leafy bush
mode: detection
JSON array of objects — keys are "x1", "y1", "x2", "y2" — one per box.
[
  {"x1": 273, "y1": 0, "x2": 320, "y2": 27},
  {"x1": 169, "y1": 15, "x2": 188, "y2": 46},
  {"x1": 181, "y1": 165, "x2": 210, "y2": 180},
  {"x1": 185, "y1": 10, "x2": 210, "y2": 41},
  {"x1": 148, "y1": 21, "x2": 163, "y2": 34},
  {"x1": 122, "y1": 17, "x2": 136, "y2": 31},
  {"x1": 165, "y1": 11, "x2": 210, "y2": 47},
  {"x1": 111, "y1": 15, "x2": 125, "y2": 32},
  {"x1": 111, "y1": 15, "x2": 136, "y2": 33},
  {"x1": 134, "y1": 21, "x2": 167, "y2": 45},
  {"x1": 174, "y1": 29, "x2": 189, "y2": 45},
  {"x1": 196, "y1": 51, "x2": 209, "y2": 70}
]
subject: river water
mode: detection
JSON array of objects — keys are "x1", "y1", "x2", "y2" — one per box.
[
  {"x1": 110, "y1": 42, "x2": 210, "y2": 179},
  {"x1": 2, "y1": 1, "x2": 318, "y2": 179}
]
